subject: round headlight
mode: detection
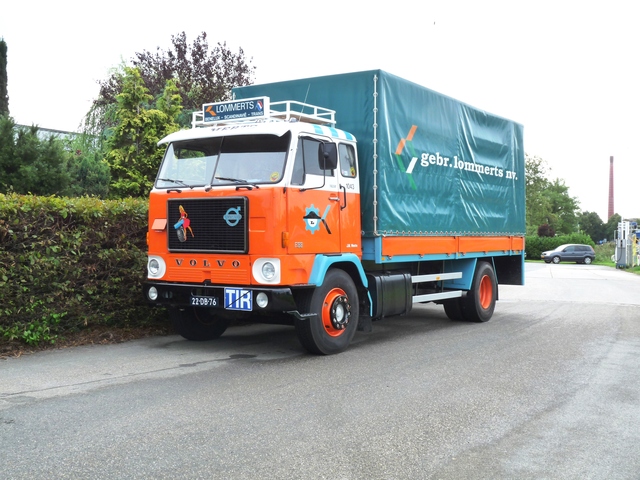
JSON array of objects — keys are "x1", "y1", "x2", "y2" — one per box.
[
  {"x1": 149, "y1": 258, "x2": 160, "y2": 275},
  {"x1": 148, "y1": 286, "x2": 158, "y2": 301},
  {"x1": 147, "y1": 256, "x2": 166, "y2": 279},
  {"x1": 256, "y1": 292, "x2": 269, "y2": 308},
  {"x1": 261, "y1": 262, "x2": 276, "y2": 280},
  {"x1": 252, "y1": 258, "x2": 280, "y2": 284}
]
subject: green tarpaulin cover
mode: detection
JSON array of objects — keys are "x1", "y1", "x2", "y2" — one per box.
[{"x1": 234, "y1": 70, "x2": 525, "y2": 237}]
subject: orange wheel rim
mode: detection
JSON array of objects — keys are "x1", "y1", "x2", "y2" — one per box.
[
  {"x1": 478, "y1": 275, "x2": 493, "y2": 309},
  {"x1": 321, "y1": 287, "x2": 350, "y2": 337}
]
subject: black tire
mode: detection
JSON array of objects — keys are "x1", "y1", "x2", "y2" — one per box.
[
  {"x1": 552, "y1": 256, "x2": 561, "y2": 264},
  {"x1": 584, "y1": 257, "x2": 593, "y2": 265},
  {"x1": 295, "y1": 269, "x2": 359, "y2": 355},
  {"x1": 170, "y1": 307, "x2": 231, "y2": 341},
  {"x1": 460, "y1": 262, "x2": 496, "y2": 323},
  {"x1": 443, "y1": 298, "x2": 465, "y2": 321}
]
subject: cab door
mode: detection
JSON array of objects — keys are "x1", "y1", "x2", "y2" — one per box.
[
  {"x1": 286, "y1": 136, "x2": 341, "y2": 255},
  {"x1": 336, "y1": 142, "x2": 362, "y2": 255}
]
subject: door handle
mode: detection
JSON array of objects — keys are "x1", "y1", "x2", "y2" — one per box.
[{"x1": 328, "y1": 196, "x2": 340, "y2": 201}]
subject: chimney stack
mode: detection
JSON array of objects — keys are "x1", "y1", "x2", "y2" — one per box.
[{"x1": 608, "y1": 156, "x2": 614, "y2": 219}]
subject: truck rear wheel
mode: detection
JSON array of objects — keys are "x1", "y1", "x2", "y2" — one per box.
[
  {"x1": 461, "y1": 262, "x2": 496, "y2": 323},
  {"x1": 443, "y1": 298, "x2": 465, "y2": 321},
  {"x1": 295, "y1": 269, "x2": 359, "y2": 355},
  {"x1": 170, "y1": 307, "x2": 231, "y2": 341}
]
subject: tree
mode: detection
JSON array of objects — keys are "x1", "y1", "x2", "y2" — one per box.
[
  {"x1": 525, "y1": 154, "x2": 552, "y2": 233},
  {"x1": 525, "y1": 154, "x2": 580, "y2": 236},
  {"x1": 0, "y1": 116, "x2": 72, "y2": 195},
  {"x1": 105, "y1": 67, "x2": 182, "y2": 197},
  {"x1": 94, "y1": 32, "x2": 254, "y2": 128},
  {"x1": 0, "y1": 117, "x2": 110, "y2": 198},
  {"x1": 545, "y1": 179, "x2": 580, "y2": 235},
  {"x1": 604, "y1": 213, "x2": 622, "y2": 242},
  {"x1": 0, "y1": 38, "x2": 8, "y2": 115},
  {"x1": 537, "y1": 223, "x2": 555, "y2": 237},
  {"x1": 63, "y1": 134, "x2": 111, "y2": 198},
  {"x1": 578, "y1": 211, "x2": 606, "y2": 243}
]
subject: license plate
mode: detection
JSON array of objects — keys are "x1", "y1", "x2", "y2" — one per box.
[{"x1": 190, "y1": 295, "x2": 218, "y2": 307}]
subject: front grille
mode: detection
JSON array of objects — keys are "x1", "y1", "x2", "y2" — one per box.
[{"x1": 168, "y1": 197, "x2": 248, "y2": 253}]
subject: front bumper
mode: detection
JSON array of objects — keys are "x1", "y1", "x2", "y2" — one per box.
[{"x1": 143, "y1": 281, "x2": 303, "y2": 316}]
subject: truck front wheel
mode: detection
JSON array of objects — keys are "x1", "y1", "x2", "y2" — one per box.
[
  {"x1": 295, "y1": 269, "x2": 359, "y2": 355},
  {"x1": 169, "y1": 307, "x2": 231, "y2": 341},
  {"x1": 461, "y1": 262, "x2": 497, "y2": 323}
]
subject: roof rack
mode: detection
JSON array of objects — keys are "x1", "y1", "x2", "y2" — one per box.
[
  {"x1": 191, "y1": 97, "x2": 336, "y2": 128},
  {"x1": 269, "y1": 101, "x2": 335, "y2": 126}
]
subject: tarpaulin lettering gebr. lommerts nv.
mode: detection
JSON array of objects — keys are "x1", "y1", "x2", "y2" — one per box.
[{"x1": 234, "y1": 70, "x2": 525, "y2": 238}]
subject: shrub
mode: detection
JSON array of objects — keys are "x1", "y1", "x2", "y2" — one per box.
[
  {"x1": 594, "y1": 242, "x2": 615, "y2": 264},
  {"x1": 0, "y1": 193, "x2": 167, "y2": 346}
]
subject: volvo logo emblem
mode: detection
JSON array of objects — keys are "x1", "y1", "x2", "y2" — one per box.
[{"x1": 223, "y1": 206, "x2": 242, "y2": 227}]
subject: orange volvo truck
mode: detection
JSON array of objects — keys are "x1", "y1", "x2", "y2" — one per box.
[{"x1": 144, "y1": 70, "x2": 525, "y2": 354}]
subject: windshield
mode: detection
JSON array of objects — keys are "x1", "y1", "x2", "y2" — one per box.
[{"x1": 156, "y1": 132, "x2": 291, "y2": 189}]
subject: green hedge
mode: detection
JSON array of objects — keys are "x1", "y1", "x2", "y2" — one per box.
[
  {"x1": 0, "y1": 193, "x2": 167, "y2": 346},
  {"x1": 525, "y1": 233, "x2": 595, "y2": 260}
]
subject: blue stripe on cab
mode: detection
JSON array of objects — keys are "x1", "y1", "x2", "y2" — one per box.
[{"x1": 312, "y1": 124, "x2": 354, "y2": 141}]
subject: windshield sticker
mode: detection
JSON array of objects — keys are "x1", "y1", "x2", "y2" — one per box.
[{"x1": 174, "y1": 205, "x2": 194, "y2": 242}]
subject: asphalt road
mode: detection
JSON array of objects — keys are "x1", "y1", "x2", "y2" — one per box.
[{"x1": 1, "y1": 263, "x2": 640, "y2": 479}]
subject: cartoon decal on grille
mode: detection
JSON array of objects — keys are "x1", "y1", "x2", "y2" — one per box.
[{"x1": 174, "y1": 205, "x2": 194, "y2": 242}]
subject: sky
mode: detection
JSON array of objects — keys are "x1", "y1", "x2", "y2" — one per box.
[{"x1": 2, "y1": 0, "x2": 638, "y2": 222}]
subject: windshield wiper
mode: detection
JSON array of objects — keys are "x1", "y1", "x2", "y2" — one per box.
[
  {"x1": 214, "y1": 176, "x2": 259, "y2": 189},
  {"x1": 158, "y1": 177, "x2": 195, "y2": 189}
]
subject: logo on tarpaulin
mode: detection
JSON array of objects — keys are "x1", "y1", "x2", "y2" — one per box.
[
  {"x1": 395, "y1": 125, "x2": 516, "y2": 185},
  {"x1": 394, "y1": 125, "x2": 419, "y2": 190}
]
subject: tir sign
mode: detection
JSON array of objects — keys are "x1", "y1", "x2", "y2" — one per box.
[
  {"x1": 203, "y1": 97, "x2": 270, "y2": 123},
  {"x1": 224, "y1": 288, "x2": 253, "y2": 311}
]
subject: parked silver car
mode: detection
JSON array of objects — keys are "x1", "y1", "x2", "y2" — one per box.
[{"x1": 541, "y1": 244, "x2": 596, "y2": 264}]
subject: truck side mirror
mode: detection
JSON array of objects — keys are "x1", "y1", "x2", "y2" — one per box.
[{"x1": 318, "y1": 142, "x2": 338, "y2": 171}]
